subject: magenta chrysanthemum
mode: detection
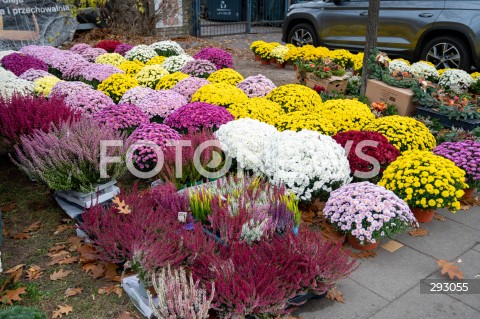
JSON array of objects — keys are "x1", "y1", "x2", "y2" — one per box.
[{"x1": 164, "y1": 102, "x2": 234, "y2": 132}]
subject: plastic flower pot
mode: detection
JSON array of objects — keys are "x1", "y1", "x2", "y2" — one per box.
[
  {"x1": 261, "y1": 59, "x2": 270, "y2": 65},
  {"x1": 462, "y1": 188, "x2": 476, "y2": 200},
  {"x1": 347, "y1": 234, "x2": 379, "y2": 251},
  {"x1": 410, "y1": 207, "x2": 435, "y2": 223},
  {"x1": 275, "y1": 62, "x2": 287, "y2": 69},
  {"x1": 255, "y1": 55, "x2": 261, "y2": 61},
  {"x1": 270, "y1": 58, "x2": 277, "y2": 64}
]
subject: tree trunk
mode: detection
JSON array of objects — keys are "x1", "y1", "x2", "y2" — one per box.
[
  {"x1": 108, "y1": 0, "x2": 155, "y2": 35},
  {"x1": 360, "y1": 0, "x2": 381, "y2": 96}
]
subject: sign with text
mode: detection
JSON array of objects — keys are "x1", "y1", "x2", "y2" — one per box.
[{"x1": 0, "y1": 0, "x2": 77, "y2": 50}]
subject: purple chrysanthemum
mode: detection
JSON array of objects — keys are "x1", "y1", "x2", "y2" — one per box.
[
  {"x1": 92, "y1": 104, "x2": 150, "y2": 133},
  {"x1": 1, "y1": 53, "x2": 48, "y2": 76},
  {"x1": 181, "y1": 59, "x2": 217, "y2": 78},
  {"x1": 80, "y1": 47, "x2": 108, "y2": 62},
  {"x1": 19, "y1": 69, "x2": 52, "y2": 81},
  {"x1": 49, "y1": 81, "x2": 92, "y2": 99},
  {"x1": 138, "y1": 90, "x2": 188, "y2": 119},
  {"x1": 114, "y1": 43, "x2": 134, "y2": 57},
  {"x1": 64, "y1": 88, "x2": 115, "y2": 115},
  {"x1": 119, "y1": 86, "x2": 155, "y2": 105},
  {"x1": 164, "y1": 102, "x2": 234, "y2": 132},
  {"x1": 193, "y1": 47, "x2": 234, "y2": 70},
  {"x1": 237, "y1": 74, "x2": 277, "y2": 98},
  {"x1": 171, "y1": 77, "x2": 210, "y2": 101},
  {"x1": 70, "y1": 43, "x2": 92, "y2": 54}
]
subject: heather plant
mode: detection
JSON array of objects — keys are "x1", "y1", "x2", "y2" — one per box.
[
  {"x1": 0, "y1": 94, "x2": 78, "y2": 145},
  {"x1": 12, "y1": 118, "x2": 131, "y2": 192},
  {"x1": 148, "y1": 265, "x2": 214, "y2": 319},
  {"x1": 80, "y1": 184, "x2": 189, "y2": 263},
  {"x1": 160, "y1": 130, "x2": 222, "y2": 189},
  {"x1": 193, "y1": 48, "x2": 234, "y2": 70}
]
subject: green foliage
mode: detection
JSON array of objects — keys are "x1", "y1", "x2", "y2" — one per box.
[{"x1": 0, "y1": 306, "x2": 47, "y2": 319}]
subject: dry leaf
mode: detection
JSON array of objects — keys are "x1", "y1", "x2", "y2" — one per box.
[
  {"x1": 11, "y1": 268, "x2": 23, "y2": 283},
  {"x1": 104, "y1": 263, "x2": 120, "y2": 282},
  {"x1": 98, "y1": 285, "x2": 123, "y2": 297},
  {"x1": 47, "y1": 252, "x2": 73, "y2": 266},
  {"x1": 55, "y1": 224, "x2": 74, "y2": 235},
  {"x1": 48, "y1": 250, "x2": 70, "y2": 259},
  {"x1": 437, "y1": 259, "x2": 464, "y2": 280},
  {"x1": 82, "y1": 263, "x2": 105, "y2": 279},
  {"x1": 49, "y1": 244, "x2": 67, "y2": 254},
  {"x1": 4, "y1": 264, "x2": 25, "y2": 274},
  {"x1": 26, "y1": 265, "x2": 42, "y2": 280},
  {"x1": 112, "y1": 196, "x2": 131, "y2": 215},
  {"x1": 67, "y1": 236, "x2": 83, "y2": 250},
  {"x1": 118, "y1": 311, "x2": 138, "y2": 319},
  {"x1": 0, "y1": 287, "x2": 27, "y2": 305},
  {"x1": 59, "y1": 257, "x2": 79, "y2": 265},
  {"x1": 350, "y1": 250, "x2": 377, "y2": 259},
  {"x1": 433, "y1": 213, "x2": 446, "y2": 222},
  {"x1": 12, "y1": 232, "x2": 31, "y2": 240},
  {"x1": 77, "y1": 244, "x2": 98, "y2": 264},
  {"x1": 319, "y1": 222, "x2": 345, "y2": 244},
  {"x1": 52, "y1": 305, "x2": 73, "y2": 318},
  {"x1": 50, "y1": 269, "x2": 73, "y2": 281},
  {"x1": 23, "y1": 221, "x2": 41, "y2": 233},
  {"x1": 326, "y1": 287, "x2": 344, "y2": 303},
  {"x1": 65, "y1": 288, "x2": 83, "y2": 298},
  {"x1": 409, "y1": 228, "x2": 430, "y2": 237}
]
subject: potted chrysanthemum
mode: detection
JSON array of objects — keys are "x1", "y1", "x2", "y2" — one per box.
[{"x1": 324, "y1": 182, "x2": 418, "y2": 250}]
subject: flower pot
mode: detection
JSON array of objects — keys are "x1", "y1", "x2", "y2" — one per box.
[
  {"x1": 270, "y1": 58, "x2": 277, "y2": 64},
  {"x1": 347, "y1": 234, "x2": 379, "y2": 251},
  {"x1": 411, "y1": 207, "x2": 435, "y2": 223},
  {"x1": 255, "y1": 55, "x2": 261, "y2": 61},
  {"x1": 293, "y1": 64, "x2": 298, "y2": 71},
  {"x1": 261, "y1": 59, "x2": 270, "y2": 65},
  {"x1": 275, "y1": 62, "x2": 287, "y2": 69},
  {"x1": 462, "y1": 188, "x2": 476, "y2": 200}
]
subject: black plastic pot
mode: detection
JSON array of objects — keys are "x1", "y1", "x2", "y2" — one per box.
[{"x1": 416, "y1": 106, "x2": 480, "y2": 131}]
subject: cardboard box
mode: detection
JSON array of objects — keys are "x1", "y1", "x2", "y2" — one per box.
[
  {"x1": 303, "y1": 72, "x2": 348, "y2": 93},
  {"x1": 365, "y1": 79, "x2": 416, "y2": 116}
]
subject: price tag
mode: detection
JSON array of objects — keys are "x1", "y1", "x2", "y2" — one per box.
[{"x1": 178, "y1": 212, "x2": 187, "y2": 223}]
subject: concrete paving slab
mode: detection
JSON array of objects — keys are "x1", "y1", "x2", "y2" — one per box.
[
  {"x1": 349, "y1": 245, "x2": 435, "y2": 301},
  {"x1": 294, "y1": 279, "x2": 388, "y2": 319},
  {"x1": 437, "y1": 206, "x2": 480, "y2": 231},
  {"x1": 370, "y1": 286, "x2": 480, "y2": 319},
  {"x1": 473, "y1": 244, "x2": 480, "y2": 253},
  {"x1": 395, "y1": 217, "x2": 480, "y2": 261},
  {"x1": 427, "y1": 249, "x2": 480, "y2": 311}
]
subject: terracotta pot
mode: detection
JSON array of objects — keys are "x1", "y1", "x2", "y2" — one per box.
[
  {"x1": 270, "y1": 58, "x2": 277, "y2": 64},
  {"x1": 293, "y1": 64, "x2": 298, "y2": 71},
  {"x1": 411, "y1": 207, "x2": 435, "y2": 223},
  {"x1": 261, "y1": 59, "x2": 270, "y2": 65},
  {"x1": 347, "y1": 234, "x2": 379, "y2": 251},
  {"x1": 275, "y1": 62, "x2": 287, "y2": 69},
  {"x1": 255, "y1": 54, "x2": 261, "y2": 61},
  {"x1": 462, "y1": 188, "x2": 476, "y2": 200}
]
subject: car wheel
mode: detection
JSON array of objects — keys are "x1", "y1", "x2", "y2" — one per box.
[
  {"x1": 288, "y1": 23, "x2": 319, "y2": 47},
  {"x1": 421, "y1": 36, "x2": 471, "y2": 70}
]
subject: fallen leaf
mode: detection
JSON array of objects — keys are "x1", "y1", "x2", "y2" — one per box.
[
  {"x1": 437, "y1": 259, "x2": 464, "y2": 280},
  {"x1": 326, "y1": 287, "x2": 344, "y2": 303},
  {"x1": 65, "y1": 288, "x2": 83, "y2": 298},
  {"x1": 26, "y1": 265, "x2": 42, "y2": 280},
  {"x1": 118, "y1": 311, "x2": 138, "y2": 319},
  {"x1": 98, "y1": 285, "x2": 123, "y2": 297},
  {"x1": 112, "y1": 196, "x2": 131, "y2": 215},
  {"x1": 47, "y1": 252, "x2": 73, "y2": 266},
  {"x1": 104, "y1": 263, "x2": 120, "y2": 282},
  {"x1": 49, "y1": 244, "x2": 67, "y2": 254},
  {"x1": 55, "y1": 224, "x2": 74, "y2": 235},
  {"x1": 433, "y1": 213, "x2": 446, "y2": 222},
  {"x1": 50, "y1": 269, "x2": 73, "y2": 281},
  {"x1": 48, "y1": 250, "x2": 70, "y2": 259},
  {"x1": 4, "y1": 264, "x2": 25, "y2": 274},
  {"x1": 11, "y1": 268, "x2": 23, "y2": 283},
  {"x1": 409, "y1": 228, "x2": 430, "y2": 237},
  {"x1": 59, "y1": 257, "x2": 79, "y2": 265},
  {"x1": 77, "y1": 244, "x2": 98, "y2": 264},
  {"x1": 22, "y1": 221, "x2": 41, "y2": 233},
  {"x1": 67, "y1": 237, "x2": 83, "y2": 251},
  {"x1": 350, "y1": 250, "x2": 377, "y2": 259},
  {"x1": 52, "y1": 305, "x2": 73, "y2": 318},
  {"x1": 12, "y1": 233, "x2": 31, "y2": 240},
  {"x1": 82, "y1": 263, "x2": 105, "y2": 279},
  {"x1": 0, "y1": 287, "x2": 27, "y2": 305},
  {"x1": 319, "y1": 222, "x2": 345, "y2": 244},
  {"x1": 459, "y1": 204, "x2": 471, "y2": 211}
]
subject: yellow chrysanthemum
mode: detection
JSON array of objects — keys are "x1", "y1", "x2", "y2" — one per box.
[
  {"x1": 192, "y1": 83, "x2": 248, "y2": 108},
  {"x1": 274, "y1": 111, "x2": 337, "y2": 135},
  {"x1": 266, "y1": 84, "x2": 322, "y2": 113},
  {"x1": 97, "y1": 73, "x2": 139, "y2": 103},
  {"x1": 95, "y1": 53, "x2": 126, "y2": 67},
  {"x1": 135, "y1": 65, "x2": 169, "y2": 88},
  {"x1": 227, "y1": 98, "x2": 286, "y2": 125},
  {"x1": 118, "y1": 60, "x2": 145, "y2": 75},
  {"x1": 208, "y1": 68, "x2": 244, "y2": 86},
  {"x1": 34, "y1": 76, "x2": 61, "y2": 97},
  {"x1": 146, "y1": 56, "x2": 167, "y2": 65},
  {"x1": 155, "y1": 72, "x2": 190, "y2": 90},
  {"x1": 319, "y1": 99, "x2": 375, "y2": 133}
]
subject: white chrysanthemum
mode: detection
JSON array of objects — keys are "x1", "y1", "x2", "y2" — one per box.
[
  {"x1": 149, "y1": 41, "x2": 185, "y2": 56},
  {"x1": 439, "y1": 69, "x2": 475, "y2": 94},
  {"x1": 215, "y1": 118, "x2": 279, "y2": 174},
  {"x1": 162, "y1": 54, "x2": 194, "y2": 73},
  {"x1": 135, "y1": 65, "x2": 169, "y2": 88},
  {"x1": 389, "y1": 59, "x2": 411, "y2": 73},
  {"x1": 0, "y1": 77, "x2": 34, "y2": 98},
  {"x1": 270, "y1": 45, "x2": 290, "y2": 63},
  {"x1": 262, "y1": 130, "x2": 351, "y2": 201},
  {"x1": 410, "y1": 61, "x2": 439, "y2": 80},
  {"x1": 125, "y1": 45, "x2": 158, "y2": 63}
]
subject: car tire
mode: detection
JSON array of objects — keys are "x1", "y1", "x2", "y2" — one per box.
[
  {"x1": 420, "y1": 36, "x2": 471, "y2": 71},
  {"x1": 288, "y1": 23, "x2": 319, "y2": 47}
]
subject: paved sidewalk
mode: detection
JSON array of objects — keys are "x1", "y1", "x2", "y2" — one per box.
[{"x1": 295, "y1": 205, "x2": 480, "y2": 319}]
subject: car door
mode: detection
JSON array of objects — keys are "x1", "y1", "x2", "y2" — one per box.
[
  {"x1": 321, "y1": 0, "x2": 370, "y2": 51},
  {"x1": 377, "y1": 0, "x2": 446, "y2": 59}
]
